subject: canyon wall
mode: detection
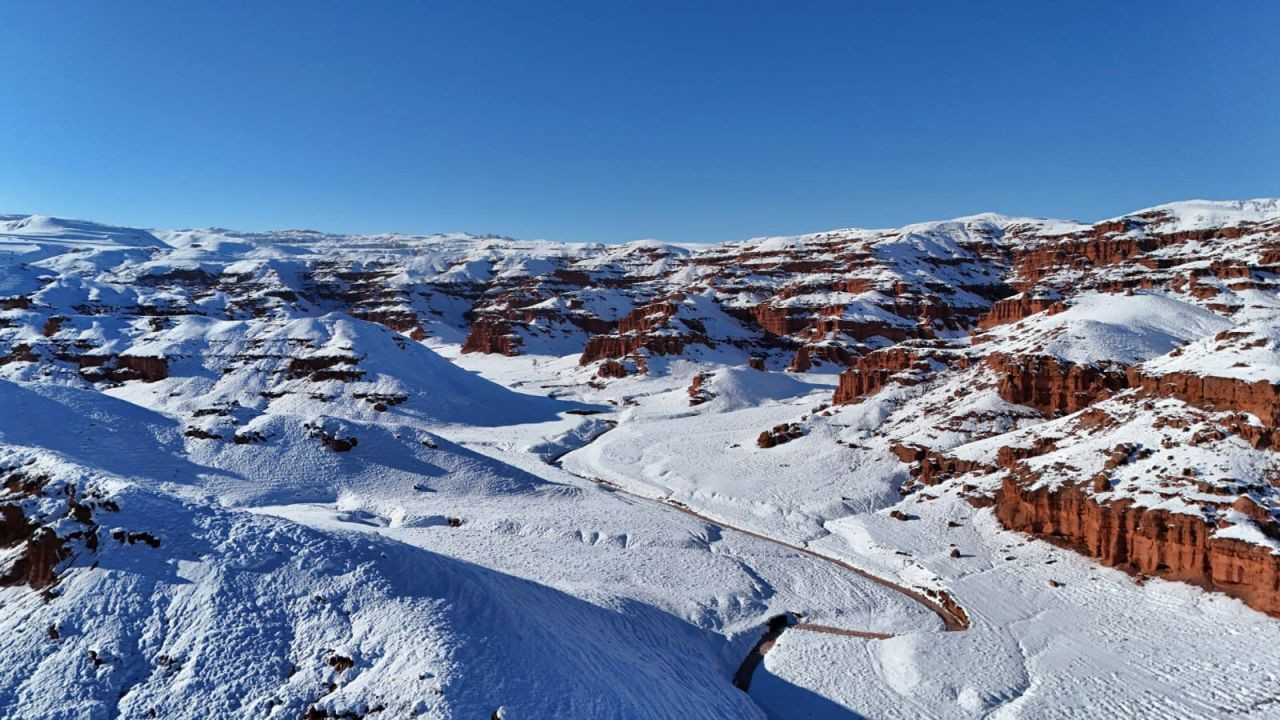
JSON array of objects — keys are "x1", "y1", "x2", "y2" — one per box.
[{"x1": 996, "y1": 476, "x2": 1280, "y2": 616}]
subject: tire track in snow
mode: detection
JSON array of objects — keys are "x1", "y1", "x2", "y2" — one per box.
[
  {"x1": 553, "y1": 458, "x2": 970, "y2": 633},
  {"x1": 546, "y1": 421, "x2": 970, "y2": 695}
]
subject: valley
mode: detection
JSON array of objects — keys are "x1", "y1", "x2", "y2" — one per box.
[{"x1": 2, "y1": 200, "x2": 1279, "y2": 718}]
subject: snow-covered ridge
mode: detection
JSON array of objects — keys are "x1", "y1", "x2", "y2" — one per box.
[
  {"x1": 1120, "y1": 198, "x2": 1280, "y2": 231},
  {"x1": 2, "y1": 199, "x2": 1280, "y2": 718},
  {"x1": 0, "y1": 214, "x2": 167, "y2": 250},
  {"x1": 5, "y1": 196, "x2": 1275, "y2": 256}
]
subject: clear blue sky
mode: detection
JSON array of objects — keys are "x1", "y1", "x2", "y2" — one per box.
[{"x1": 1, "y1": 1, "x2": 1277, "y2": 243}]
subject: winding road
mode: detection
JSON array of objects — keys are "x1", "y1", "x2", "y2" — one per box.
[
  {"x1": 561, "y1": 467, "x2": 970, "y2": 631},
  {"x1": 545, "y1": 424, "x2": 970, "y2": 690}
]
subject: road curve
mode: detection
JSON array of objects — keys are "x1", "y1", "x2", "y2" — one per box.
[
  {"x1": 545, "y1": 423, "x2": 969, "y2": 697},
  {"x1": 550, "y1": 457, "x2": 970, "y2": 633},
  {"x1": 547, "y1": 427, "x2": 967, "y2": 630}
]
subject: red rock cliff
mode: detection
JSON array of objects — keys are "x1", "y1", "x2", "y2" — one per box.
[
  {"x1": 987, "y1": 353, "x2": 1129, "y2": 417},
  {"x1": 833, "y1": 347, "x2": 953, "y2": 405},
  {"x1": 1127, "y1": 369, "x2": 1280, "y2": 447},
  {"x1": 462, "y1": 319, "x2": 521, "y2": 356},
  {"x1": 975, "y1": 293, "x2": 1066, "y2": 331},
  {"x1": 995, "y1": 476, "x2": 1280, "y2": 617}
]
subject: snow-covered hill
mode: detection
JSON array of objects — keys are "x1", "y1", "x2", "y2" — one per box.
[{"x1": 2, "y1": 200, "x2": 1280, "y2": 718}]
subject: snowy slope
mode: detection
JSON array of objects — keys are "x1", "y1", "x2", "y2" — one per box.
[
  {"x1": 974, "y1": 291, "x2": 1231, "y2": 365},
  {"x1": 2, "y1": 202, "x2": 1280, "y2": 719}
]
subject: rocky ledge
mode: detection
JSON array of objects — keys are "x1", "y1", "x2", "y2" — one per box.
[{"x1": 996, "y1": 476, "x2": 1280, "y2": 616}]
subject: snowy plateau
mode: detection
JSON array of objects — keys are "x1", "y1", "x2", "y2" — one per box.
[{"x1": 1, "y1": 200, "x2": 1280, "y2": 719}]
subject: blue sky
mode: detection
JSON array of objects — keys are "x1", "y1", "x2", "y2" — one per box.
[{"x1": 1, "y1": 1, "x2": 1277, "y2": 242}]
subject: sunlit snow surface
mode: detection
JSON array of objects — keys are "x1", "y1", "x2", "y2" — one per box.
[{"x1": 1, "y1": 201, "x2": 1279, "y2": 719}]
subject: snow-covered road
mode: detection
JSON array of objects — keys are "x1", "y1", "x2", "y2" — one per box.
[{"x1": 555, "y1": 451, "x2": 969, "y2": 632}]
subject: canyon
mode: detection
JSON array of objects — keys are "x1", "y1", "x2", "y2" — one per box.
[{"x1": 1, "y1": 200, "x2": 1279, "y2": 718}]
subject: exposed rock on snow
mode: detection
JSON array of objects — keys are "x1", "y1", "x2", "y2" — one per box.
[{"x1": 2, "y1": 199, "x2": 1280, "y2": 718}]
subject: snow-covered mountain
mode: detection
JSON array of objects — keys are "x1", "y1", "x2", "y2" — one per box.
[{"x1": 2, "y1": 200, "x2": 1279, "y2": 719}]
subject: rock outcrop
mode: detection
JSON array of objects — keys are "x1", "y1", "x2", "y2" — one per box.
[
  {"x1": 975, "y1": 291, "x2": 1065, "y2": 331},
  {"x1": 1128, "y1": 370, "x2": 1280, "y2": 447},
  {"x1": 0, "y1": 528, "x2": 68, "y2": 589},
  {"x1": 995, "y1": 476, "x2": 1280, "y2": 617},
  {"x1": 987, "y1": 353, "x2": 1130, "y2": 417},
  {"x1": 462, "y1": 319, "x2": 522, "y2": 356},
  {"x1": 687, "y1": 372, "x2": 714, "y2": 406},
  {"x1": 757, "y1": 423, "x2": 803, "y2": 448},
  {"x1": 833, "y1": 346, "x2": 955, "y2": 405}
]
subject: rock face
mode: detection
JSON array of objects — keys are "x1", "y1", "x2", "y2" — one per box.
[
  {"x1": 3, "y1": 200, "x2": 1280, "y2": 621},
  {"x1": 579, "y1": 333, "x2": 687, "y2": 365},
  {"x1": 462, "y1": 319, "x2": 521, "y2": 356},
  {"x1": 577, "y1": 295, "x2": 713, "y2": 366},
  {"x1": 995, "y1": 476, "x2": 1280, "y2": 616},
  {"x1": 833, "y1": 345, "x2": 955, "y2": 405},
  {"x1": 1128, "y1": 370, "x2": 1280, "y2": 447},
  {"x1": 788, "y1": 346, "x2": 812, "y2": 373},
  {"x1": 975, "y1": 291, "x2": 1065, "y2": 330},
  {"x1": 114, "y1": 355, "x2": 170, "y2": 382},
  {"x1": 988, "y1": 353, "x2": 1130, "y2": 417},
  {"x1": 0, "y1": 506, "x2": 59, "y2": 588}
]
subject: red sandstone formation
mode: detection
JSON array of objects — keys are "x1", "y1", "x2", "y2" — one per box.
[
  {"x1": 0, "y1": 505, "x2": 32, "y2": 547},
  {"x1": 114, "y1": 355, "x2": 169, "y2": 383},
  {"x1": 987, "y1": 353, "x2": 1129, "y2": 417},
  {"x1": 353, "y1": 309, "x2": 426, "y2": 339},
  {"x1": 596, "y1": 359, "x2": 628, "y2": 378},
  {"x1": 29, "y1": 353, "x2": 172, "y2": 384},
  {"x1": 687, "y1": 372, "x2": 714, "y2": 406},
  {"x1": 752, "y1": 305, "x2": 811, "y2": 336},
  {"x1": 810, "y1": 208, "x2": 1280, "y2": 616},
  {"x1": 789, "y1": 343, "x2": 857, "y2": 373},
  {"x1": 616, "y1": 299, "x2": 681, "y2": 334},
  {"x1": 995, "y1": 476, "x2": 1280, "y2": 617},
  {"x1": 833, "y1": 346, "x2": 953, "y2": 405},
  {"x1": 994, "y1": 438, "x2": 1059, "y2": 468},
  {"x1": 0, "y1": 501, "x2": 69, "y2": 590},
  {"x1": 757, "y1": 423, "x2": 803, "y2": 448},
  {"x1": 919, "y1": 454, "x2": 995, "y2": 486},
  {"x1": 41, "y1": 316, "x2": 66, "y2": 337},
  {"x1": 789, "y1": 347, "x2": 811, "y2": 373},
  {"x1": 975, "y1": 292, "x2": 1066, "y2": 331},
  {"x1": 889, "y1": 443, "x2": 997, "y2": 486},
  {"x1": 579, "y1": 334, "x2": 687, "y2": 365},
  {"x1": 577, "y1": 296, "x2": 708, "y2": 366},
  {"x1": 1127, "y1": 369, "x2": 1280, "y2": 447},
  {"x1": 462, "y1": 319, "x2": 522, "y2": 356}
]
